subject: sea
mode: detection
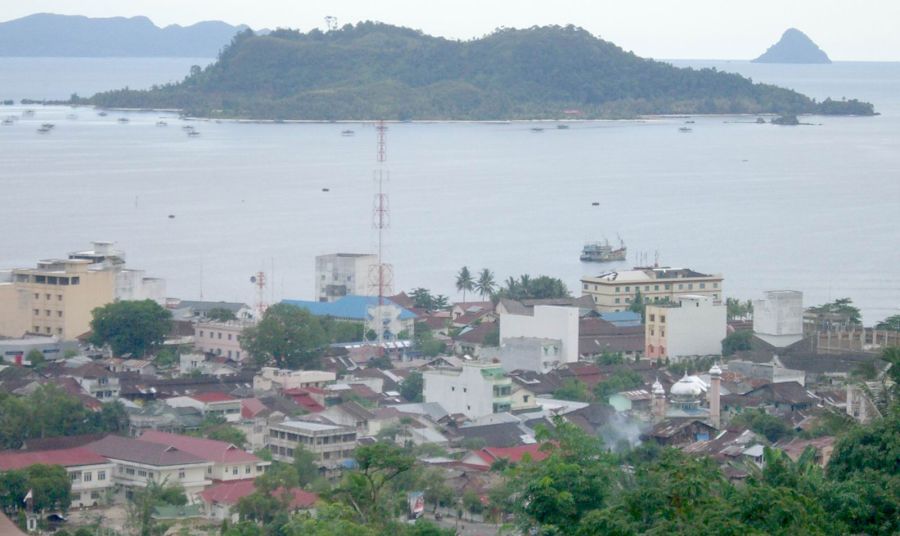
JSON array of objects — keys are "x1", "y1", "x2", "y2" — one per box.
[{"x1": 0, "y1": 57, "x2": 898, "y2": 324}]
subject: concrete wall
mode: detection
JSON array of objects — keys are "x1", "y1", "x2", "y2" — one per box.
[
  {"x1": 315, "y1": 254, "x2": 378, "y2": 302},
  {"x1": 646, "y1": 295, "x2": 726, "y2": 360},
  {"x1": 500, "y1": 305, "x2": 579, "y2": 365},
  {"x1": 497, "y1": 336, "x2": 563, "y2": 374},
  {"x1": 423, "y1": 362, "x2": 512, "y2": 419},
  {"x1": 753, "y1": 290, "x2": 804, "y2": 348}
]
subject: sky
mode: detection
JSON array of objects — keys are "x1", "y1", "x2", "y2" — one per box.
[{"x1": 3, "y1": 0, "x2": 900, "y2": 61}]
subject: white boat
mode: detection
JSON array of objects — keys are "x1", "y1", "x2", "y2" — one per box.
[
  {"x1": 117, "y1": 117, "x2": 129, "y2": 123},
  {"x1": 156, "y1": 121, "x2": 168, "y2": 127}
]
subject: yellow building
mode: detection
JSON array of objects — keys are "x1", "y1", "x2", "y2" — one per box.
[
  {"x1": 0, "y1": 259, "x2": 116, "y2": 340},
  {"x1": 580, "y1": 267, "x2": 724, "y2": 313}
]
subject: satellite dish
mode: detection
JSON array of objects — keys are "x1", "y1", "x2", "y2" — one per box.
[{"x1": 250, "y1": 276, "x2": 257, "y2": 283}]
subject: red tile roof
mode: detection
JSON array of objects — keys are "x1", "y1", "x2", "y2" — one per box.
[
  {"x1": 191, "y1": 392, "x2": 236, "y2": 403},
  {"x1": 471, "y1": 444, "x2": 549, "y2": 465},
  {"x1": 199, "y1": 480, "x2": 318, "y2": 508},
  {"x1": 87, "y1": 435, "x2": 208, "y2": 466},
  {"x1": 241, "y1": 398, "x2": 268, "y2": 419},
  {"x1": 138, "y1": 431, "x2": 260, "y2": 464},
  {"x1": 0, "y1": 447, "x2": 110, "y2": 470}
]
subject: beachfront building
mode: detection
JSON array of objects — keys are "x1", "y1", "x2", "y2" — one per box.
[
  {"x1": 645, "y1": 295, "x2": 726, "y2": 361},
  {"x1": 580, "y1": 267, "x2": 724, "y2": 313},
  {"x1": 315, "y1": 253, "x2": 378, "y2": 303}
]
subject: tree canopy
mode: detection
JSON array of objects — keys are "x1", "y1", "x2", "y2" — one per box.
[
  {"x1": 89, "y1": 299, "x2": 172, "y2": 357},
  {"x1": 87, "y1": 23, "x2": 874, "y2": 119},
  {"x1": 241, "y1": 303, "x2": 329, "y2": 369}
]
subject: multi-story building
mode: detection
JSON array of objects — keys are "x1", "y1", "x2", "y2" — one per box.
[
  {"x1": 266, "y1": 420, "x2": 357, "y2": 467},
  {"x1": 644, "y1": 295, "x2": 726, "y2": 361},
  {"x1": 753, "y1": 290, "x2": 804, "y2": 348},
  {"x1": 0, "y1": 447, "x2": 116, "y2": 508},
  {"x1": 315, "y1": 253, "x2": 378, "y2": 303},
  {"x1": 86, "y1": 435, "x2": 213, "y2": 500},
  {"x1": 0, "y1": 241, "x2": 165, "y2": 340},
  {"x1": 138, "y1": 431, "x2": 269, "y2": 482},
  {"x1": 499, "y1": 304, "x2": 580, "y2": 371},
  {"x1": 164, "y1": 393, "x2": 243, "y2": 423},
  {"x1": 0, "y1": 259, "x2": 116, "y2": 340},
  {"x1": 253, "y1": 367, "x2": 336, "y2": 392},
  {"x1": 580, "y1": 267, "x2": 724, "y2": 313},
  {"x1": 423, "y1": 361, "x2": 513, "y2": 419},
  {"x1": 195, "y1": 320, "x2": 255, "y2": 361}
]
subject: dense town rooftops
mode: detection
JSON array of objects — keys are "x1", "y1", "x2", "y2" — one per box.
[
  {"x1": 0, "y1": 447, "x2": 110, "y2": 470},
  {"x1": 138, "y1": 431, "x2": 261, "y2": 464}
]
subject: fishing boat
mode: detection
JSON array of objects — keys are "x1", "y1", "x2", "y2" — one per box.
[
  {"x1": 679, "y1": 127, "x2": 692, "y2": 133},
  {"x1": 556, "y1": 124, "x2": 570, "y2": 130},
  {"x1": 156, "y1": 121, "x2": 168, "y2": 127},
  {"x1": 41, "y1": 123, "x2": 55, "y2": 129},
  {"x1": 187, "y1": 130, "x2": 200, "y2": 137},
  {"x1": 37, "y1": 126, "x2": 52, "y2": 134},
  {"x1": 530, "y1": 127, "x2": 544, "y2": 132},
  {"x1": 580, "y1": 237, "x2": 627, "y2": 263},
  {"x1": 97, "y1": 111, "x2": 108, "y2": 117},
  {"x1": 182, "y1": 125, "x2": 195, "y2": 131},
  {"x1": 117, "y1": 117, "x2": 129, "y2": 123},
  {"x1": 341, "y1": 129, "x2": 355, "y2": 136}
]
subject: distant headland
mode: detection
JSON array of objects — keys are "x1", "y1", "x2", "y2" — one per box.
[
  {"x1": 753, "y1": 28, "x2": 831, "y2": 64},
  {"x1": 0, "y1": 13, "x2": 254, "y2": 57}
]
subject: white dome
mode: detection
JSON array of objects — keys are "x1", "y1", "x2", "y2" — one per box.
[
  {"x1": 709, "y1": 363, "x2": 722, "y2": 376},
  {"x1": 652, "y1": 379, "x2": 665, "y2": 395},
  {"x1": 670, "y1": 375, "x2": 707, "y2": 397}
]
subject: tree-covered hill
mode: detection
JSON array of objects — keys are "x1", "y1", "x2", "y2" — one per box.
[{"x1": 87, "y1": 22, "x2": 875, "y2": 120}]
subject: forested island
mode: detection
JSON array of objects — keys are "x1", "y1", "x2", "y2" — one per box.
[
  {"x1": 754, "y1": 28, "x2": 832, "y2": 64},
  {"x1": 84, "y1": 23, "x2": 875, "y2": 120}
]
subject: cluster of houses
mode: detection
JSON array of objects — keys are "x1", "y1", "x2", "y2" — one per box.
[{"x1": 0, "y1": 249, "x2": 896, "y2": 529}]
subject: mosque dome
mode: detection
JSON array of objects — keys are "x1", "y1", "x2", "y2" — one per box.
[
  {"x1": 670, "y1": 374, "x2": 707, "y2": 397},
  {"x1": 709, "y1": 363, "x2": 722, "y2": 376},
  {"x1": 652, "y1": 379, "x2": 665, "y2": 395}
]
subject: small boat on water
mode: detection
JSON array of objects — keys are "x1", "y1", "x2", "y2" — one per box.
[
  {"x1": 591, "y1": 201, "x2": 600, "y2": 206},
  {"x1": 182, "y1": 125, "x2": 195, "y2": 131},
  {"x1": 322, "y1": 188, "x2": 330, "y2": 192},
  {"x1": 41, "y1": 123, "x2": 55, "y2": 130},
  {"x1": 156, "y1": 121, "x2": 168, "y2": 127},
  {"x1": 341, "y1": 130, "x2": 355, "y2": 136},
  {"x1": 679, "y1": 127, "x2": 692, "y2": 133},
  {"x1": 530, "y1": 127, "x2": 544, "y2": 132},
  {"x1": 117, "y1": 117, "x2": 129, "y2": 123},
  {"x1": 187, "y1": 130, "x2": 200, "y2": 137},
  {"x1": 580, "y1": 237, "x2": 627, "y2": 263},
  {"x1": 684, "y1": 120, "x2": 695, "y2": 124},
  {"x1": 556, "y1": 124, "x2": 570, "y2": 130},
  {"x1": 37, "y1": 126, "x2": 52, "y2": 134},
  {"x1": 97, "y1": 111, "x2": 108, "y2": 117},
  {"x1": 22, "y1": 110, "x2": 35, "y2": 117},
  {"x1": 1, "y1": 118, "x2": 14, "y2": 126}
]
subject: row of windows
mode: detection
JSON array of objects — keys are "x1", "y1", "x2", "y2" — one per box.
[
  {"x1": 33, "y1": 325, "x2": 63, "y2": 335},
  {"x1": 208, "y1": 348, "x2": 241, "y2": 360},
  {"x1": 71, "y1": 470, "x2": 106, "y2": 482},
  {"x1": 269, "y1": 429, "x2": 357, "y2": 444},
  {"x1": 583, "y1": 282, "x2": 719, "y2": 292},
  {"x1": 26, "y1": 275, "x2": 80, "y2": 285},
  {"x1": 33, "y1": 309, "x2": 63, "y2": 317},
  {"x1": 34, "y1": 293, "x2": 64, "y2": 301},
  {"x1": 199, "y1": 330, "x2": 235, "y2": 341}
]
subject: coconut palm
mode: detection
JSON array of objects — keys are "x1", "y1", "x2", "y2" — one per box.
[
  {"x1": 455, "y1": 266, "x2": 474, "y2": 303},
  {"x1": 475, "y1": 268, "x2": 496, "y2": 299}
]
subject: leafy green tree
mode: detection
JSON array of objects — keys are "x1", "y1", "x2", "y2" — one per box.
[
  {"x1": 26, "y1": 349, "x2": 46, "y2": 368},
  {"x1": 827, "y1": 409, "x2": 899, "y2": 480},
  {"x1": 596, "y1": 351, "x2": 624, "y2": 366},
  {"x1": 432, "y1": 295, "x2": 449, "y2": 310},
  {"x1": 497, "y1": 274, "x2": 571, "y2": 300},
  {"x1": 331, "y1": 442, "x2": 415, "y2": 525},
  {"x1": 400, "y1": 371, "x2": 424, "y2": 402},
  {"x1": 90, "y1": 299, "x2": 172, "y2": 357},
  {"x1": 808, "y1": 297, "x2": 862, "y2": 325},
  {"x1": 475, "y1": 268, "x2": 496, "y2": 299},
  {"x1": 593, "y1": 368, "x2": 643, "y2": 400},
  {"x1": 722, "y1": 329, "x2": 753, "y2": 356},
  {"x1": 554, "y1": 379, "x2": 591, "y2": 402},
  {"x1": 241, "y1": 303, "x2": 328, "y2": 369},
  {"x1": 455, "y1": 266, "x2": 474, "y2": 303},
  {"x1": 0, "y1": 464, "x2": 71, "y2": 513},
  {"x1": 293, "y1": 446, "x2": 320, "y2": 487},
  {"x1": 628, "y1": 289, "x2": 645, "y2": 317},
  {"x1": 409, "y1": 288, "x2": 435, "y2": 310},
  {"x1": 730, "y1": 409, "x2": 793, "y2": 442},
  {"x1": 367, "y1": 355, "x2": 393, "y2": 370},
  {"x1": 875, "y1": 315, "x2": 900, "y2": 331},
  {"x1": 206, "y1": 307, "x2": 237, "y2": 322}
]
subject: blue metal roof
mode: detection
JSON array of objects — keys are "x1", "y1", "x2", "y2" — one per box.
[
  {"x1": 599, "y1": 311, "x2": 642, "y2": 327},
  {"x1": 281, "y1": 295, "x2": 417, "y2": 321}
]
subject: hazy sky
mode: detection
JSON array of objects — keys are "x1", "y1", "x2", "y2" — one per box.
[{"x1": 4, "y1": 0, "x2": 900, "y2": 61}]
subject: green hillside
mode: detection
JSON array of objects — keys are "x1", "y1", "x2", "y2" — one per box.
[{"x1": 87, "y1": 23, "x2": 875, "y2": 119}]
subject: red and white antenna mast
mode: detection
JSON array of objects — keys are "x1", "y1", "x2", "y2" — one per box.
[{"x1": 369, "y1": 120, "x2": 393, "y2": 344}]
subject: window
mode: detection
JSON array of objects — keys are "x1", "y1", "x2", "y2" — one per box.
[
  {"x1": 218, "y1": 332, "x2": 222, "y2": 339},
  {"x1": 71, "y1": 277, "x2": 79, "y2": 285},
  {"x1": 227, "y1": 333, "x2": 232, "y2": 340},
  {"x1": 209, "y1": 332, "x2": 214, "y2": 338},
  {"x1": 57, "y1": 328, "x2": 63, "y2": 335},
  {"x1": 665, "y1": 284, "x2": 671, "y2": 290},
  {"x1": 179, "y1": 470, "x2": 186, "y2": 479},
  {"x1": 713, "y1": 283, "x2": 718, "y2": 288},
  {"x1": 615, "y1": 286, "x2": 620, "y2": 292},
  {"x1": 57, "y1": 311, "x2": 62, "y2": 317},
  {"x1": 523, "y1": 395, "x2": 530, "y2": 403},
  {"x1": 451, "y1": 386, "x2": 455, "y2": 392},
  {"x1": 625, "y1": 286, "x2": 630, "y2": 292},
  {"x1": 138, "y1": 470, "x2": 147, "y2": 477},
  {"x1": 614, "y1": 298, "x2": 620, "y2": 304},
  {"x1": 660, "y1": 315, "x2": 666, "y2": 323},
  {"x1": 98, "y1": 471, "x2": 106, "y2": 481},
  {"x1": 699, "y1": 283, "x2": 706, "y2": 289},
  {"x1": 649, "y1": 314, "x2": 655, "y2": 322},
  {"x1": 71, "y1": 472, "x2": 80, "y2": 482},
  {"x1": 33, "y1": 309, "x2": 39, "y2": 315},
  {"x1": 34, "y1": 293, "x2": 39, "y2": 300},
  {"x1": 650, "y1": 328, "x2": 655, "y2": 336},
  {"x1": 45, "y1": 309, "x2": 51, "y2": 316},
  {"x1": 232, "y1": 467, "x2": 239, "y2": 475},
  {"x1": 83, "y1": 472, "x2": 92, "y2": 482},
  {"x1": 199, "y1": 330, "x2": 204, "y2": 337},
  {"x1": 45, "y1": 293, "x2": 51, "y2": 300},
  {"x1": 463, "y1": 387, "x2": 467, "y2": 393},
  {"x1": 45, "y1": 327, "x2": 51, "y2": 334},
  {"x1": 245, "y1": 465, "x2": 252, "y2": 474},
  {"x1": 583, "y1": 283, "x2": 588, "y2": 290},
  {"x1": 236, "y1": 352, "x2": 240, "y2": 360},
  {"x1": 678, "y1": 284, "x2": 683, "y2": 290},
  {"x1": 125, "y1": 468, "x2": 135, "y2": 475},
  {"x1": 645, "y1": 285, "x2": 650, "y2": 291},
  {"x1": 654, "y1": 285, "x2": 659, "y2": 291},
  {"x1": 688, "y1": 283, "x2": 694, "y2": 290},
  {"x1": 57, "y1": 294, "x2": 62, "y2": 300}
]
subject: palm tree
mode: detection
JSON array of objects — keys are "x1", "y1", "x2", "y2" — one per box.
[
  {"x1": 433, "y1": 294, "x2": 449, "y2": 310},
  {"x1": 475, "y1": 268, "x2": 496, "y2": 299},
  {"x1": 455, "y1": 266, "x2": 474, "y2": 303}
]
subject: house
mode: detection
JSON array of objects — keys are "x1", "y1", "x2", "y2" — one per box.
[
  {"x1": 741, "y1": 382, "x2": 819, "y2": 412},
  {"x1": 645, "y1": 419, "x2": 718, "y2": 447},
  {"x1": 85, "y1": 435, "x2": 213, "y2": 499},
  {"x1": 0, "y1": 447, "x2": 116, "y2": 508},
  {"x1": 460, "y1": 444, "x2": 549, "y2": 470},
  {"x1": 266, "y1": 420, "x2": 357, "y2": 467},
  {"x1": 195, "y1": 320, "x2": 255, "y2": 362},
  {"x1": 67, "y1": 362, "x2": 121, "y2": 400},
  {"x1": 607, "y1": 389, "x2": 652, "y2": 412},
  {"x1": 126, "y1": 401, "x2": 205, "y2": 436},
  {"x1": 454, "y1": 322, "x2": 499, "y2": 357},
  {"x1": 777, "y1": 436, "x2": 836, "y2": 467},
  {"x1": 164, "y1": 392, "x2": 243, "y2": 422},
  {"x1": 645, "y1": 295, "x2": 726, "y2": 361},
  {"x1": 453, "y1": 421, "x2": 534, "y2": 448},
  {"x1": 578, "y1": 317, "x2": 644, "y2": 360},
  {"x1": 138, "y1": 431, "x2": 269, "y2": 482},
  {"x1": 169, "y1": 300, "x2": 254, "y2": 321},
  {"x1": 199, "y1": 479, "x2": 318, "y2": 522},
  {"x1": 423, "y1": 361, "x2": 513, "y2": 419},
  {"x1": 451, "y1": 301, "x2": 496, "y2": 327},
  {"x1": 317, "y1": 401, "x2": 400, "y2": 437},
  {"x1": 253, "y1": 367, "x2": 336, "y2": 392}
]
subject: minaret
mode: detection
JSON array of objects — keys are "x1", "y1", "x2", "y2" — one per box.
[
  {"x1": 652, "y1": 378, "x2": 667, "y2": 421},
  {"x1": 708, "y1": 363, "x2": 722, "y2": 429}
]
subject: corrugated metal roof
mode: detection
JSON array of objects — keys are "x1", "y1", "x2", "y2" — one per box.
[{"x1": 281, "y1": 295, "x2": 417, "y2": 321}]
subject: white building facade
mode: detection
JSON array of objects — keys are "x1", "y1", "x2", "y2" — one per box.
[
  {"x1": 423, "y1": 361, "x2": 513, "y2": 419},
  {"x1": 315, "y1": 253, "x2": 378, "y2": 303},
  {"x1": 499, "y1": 305, "x2": 579, "y2": 369},
  {"x1": 753, "y1": 290, "x2": 804, "y2": 347},
  {"x1": 645, "y1": 295, "x2": 726, "y2": 361}
]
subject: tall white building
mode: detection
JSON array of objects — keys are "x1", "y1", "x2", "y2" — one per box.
[
  {"x1": 423, "y1": 361, "x2": 513, "y2": 419},
  {"x1": 498, "y1": 305, "x2": 579, "y2": 372},
  {"x1": 645, "y1": 295, "x2": 726, "y2": 361},
  {"x1": 753, "y1": 290, "x2": 804, "y2": 347},
  {"x1": 315, "y1": 253, "x2": 378, "y2": 303}
]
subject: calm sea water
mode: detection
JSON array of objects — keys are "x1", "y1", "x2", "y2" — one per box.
[{"x1": 0, "y1": 58, "x2": 898, "y2": 324}]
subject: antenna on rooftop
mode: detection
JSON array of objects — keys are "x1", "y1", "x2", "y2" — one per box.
[{"x1": 250, "y1": 272, "x2": 267, "y2": 318}]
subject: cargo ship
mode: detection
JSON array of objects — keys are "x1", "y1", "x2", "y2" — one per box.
[{"x1": 580, "y1": 237, "x2": 627, "y2": 262}]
